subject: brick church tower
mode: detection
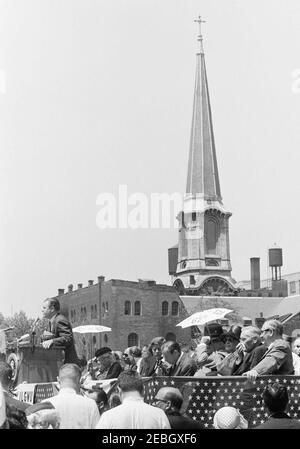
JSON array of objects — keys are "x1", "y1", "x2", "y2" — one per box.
[{"x1": 168, "y1": 17, "x2": 237, "y2": 296}]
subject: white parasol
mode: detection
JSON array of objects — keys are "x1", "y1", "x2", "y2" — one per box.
[
  {"x1": 73, "y1": 325, "x2": 112, "y2": 362},
  {"x1": 73, "y1": 325, "x2": 111, "y2": 333},
  {"x1": 176, "y1": 308, "x2": 233, "y2": 329}
]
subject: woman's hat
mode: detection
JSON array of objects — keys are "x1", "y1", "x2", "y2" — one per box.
[
  {"x1": 213, "y1": 406, "x2": 248, "y2": 429},
  {"x1": 95, "y1": 347, "x2": 112, "y2": 358},
  {"x1": 221, "y1": 325, "x2": 242, "y2": 342},
  {"x1": 203, "y1": 323, "x2": 224, "y2": 341}
]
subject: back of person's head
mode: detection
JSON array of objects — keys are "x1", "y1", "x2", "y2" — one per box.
[
  {"x1": 5, "y1": 403, "x2": 28, "y2": 429},
  {"x1": 263, "y1": 382, "x2": 289, "y2": 413},
  {"x1": 264, "y1": 320, "x2": 283, "y2": 338},
  {"x1": 94, "y1": 388, "x2": 108, "y2": 406},
  {"x1": 108, "y1": 393, "x2": 122, "y2": 409},
  {"x1": 161, "y1": 341, "x2": 181, "y2": 354},
  {"x1": 117, "y1": 370, "x2": 143, "y2": 395},
  {"x1": 213, "y1": 407, "x2": 248, "y2": 429},
  {"x1": 58, "y1": 363, "x2": 81, "y2": 385},
  {"x1": 0, "y1": 362, "x2": 13, "y2": 388}
]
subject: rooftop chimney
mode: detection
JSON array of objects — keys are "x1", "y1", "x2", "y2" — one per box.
[
  {"x1": 88, "y1": 280, "x2": 94, "y2": 286},
  {"x1": 255, "y1": 316, "x2": 265, "y2": 329},
  {"x1": 138, "y1": 279, "x2": 156, "y2": 286},
  {"x1": 68, "y1": 284, "x2": 73, "y2": 293},
  {"x1": 250, "y1": 257, "x2": 260, "y2": 290},
  {"x1": 58, "y1": 288, "x2": 64, "y2": 295},
  {"x1": 242, "y1": 317, "x2": 252, "y2": 326},
  {"x1": 77, "y1": 283, "x2": 83, "y2": 289},
  {"x1": 98, "y1": 276, "x2": 105, "y2": 283}
]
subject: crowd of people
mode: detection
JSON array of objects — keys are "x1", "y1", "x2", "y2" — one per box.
[
  {"x1": 0, "y1": 318, "x2": 300, "y2": 429},
  {"x1": 81, "y1": 319, "x2": 300, "y2": 381}
]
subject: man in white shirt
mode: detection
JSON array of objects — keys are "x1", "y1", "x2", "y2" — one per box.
[
  {"x1": 44, "y1": 363, "x2": 100, "y2": 429},
  {"x1": 96, "y1": 370, "x2": 170, "y2": 429}
]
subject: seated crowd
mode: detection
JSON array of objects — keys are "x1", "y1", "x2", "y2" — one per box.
[{"x1": 0, "y1": 319, "x2": 300, "y2": 429}]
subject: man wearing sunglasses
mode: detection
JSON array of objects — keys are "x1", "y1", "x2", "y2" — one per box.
[
  {"x1": 243, "y1": 320, "x2": 294, "y2": 381},
  {"x1": 152, "y1": 387, "x2": 204, "y2": 429}
]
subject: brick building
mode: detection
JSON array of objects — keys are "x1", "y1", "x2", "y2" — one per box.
[
  {"x1": 48, "y1": 23, "x2": 300, "y2": 356},
  {"x1": 55, "y1": 277, "x2": 191, "y2": 358}
]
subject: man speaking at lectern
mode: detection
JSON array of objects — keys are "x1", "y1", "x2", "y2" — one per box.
[{"x1": 41, "y1": 298, "x2": 79, "y2": 365}]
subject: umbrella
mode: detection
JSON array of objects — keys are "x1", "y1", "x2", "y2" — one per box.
[
  {"x1": 73, "y1": 325, "x2": 112, "y2": 362},
  {"x1": 73, "y1": 325, "x2": 111, "y2": 333},
  {"x1": 176, "y1": 308, "x2": 233, "y2": 329}
]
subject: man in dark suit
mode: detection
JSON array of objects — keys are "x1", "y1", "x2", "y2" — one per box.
[
  {"x1": 41, "y1": 298, "x2": 79, "y2": 364},
  {"x1": 92, "y1": 347, "x2": 123, "y2": 379},
  {"x1": 153, "y1": 387, "x2": 204, "y2": 429},
  {"x1": 162, "y1": 341, "x2": 197, "y2": 377},
  {"x1": 243, "y1": 320, "x2": 294, "y2": 381},
  {"x1": 255, "y1": 382, "x2": 300, "y2": 429},
  {"x1": 232, "y1": 326, "x2": 268, "y2": 375},
  {"x1": 243, "y1": 320, "x2": 294, "y2": 380}
]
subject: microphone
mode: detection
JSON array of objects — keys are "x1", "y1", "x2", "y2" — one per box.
[{"x1": 31, "y1": 317, "x2": 40, "y2": 330}]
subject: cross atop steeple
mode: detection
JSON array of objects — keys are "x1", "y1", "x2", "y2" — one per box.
[{"x1": 194, "y1": 15, "x2": 206, "y2": 53}]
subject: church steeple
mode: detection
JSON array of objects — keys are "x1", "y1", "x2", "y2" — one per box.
[
  {"x1": 168, "y1": 17, "x2": 237, "y2": 297},
  {"x1": 186, "y1": 16, "x2": 221, "y2": 202}
]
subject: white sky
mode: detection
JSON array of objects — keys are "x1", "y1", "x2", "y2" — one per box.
[{"x1": 0, "y1": 0, "x2": 300, "y2": 317}]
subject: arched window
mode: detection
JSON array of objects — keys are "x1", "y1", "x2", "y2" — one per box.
[
  {"x1": 94, "y1": 304, "x2": 97, "y2": 317},
  {"x1": 102, "y1": 302, "x2": 105, "y2": 316},
  {"x1": 162, "y1": 301, "x2": 169, "y2": 316},
  {"x1": 104, "y1": 334, "x2": 108, "y2": 344},
  {"x1": 206, "y1": 218, "x2": 218, "y2": 254},
  {"x1": 171, "y1": 301, "x2": 179, "y2": 316},
  {"x1": 124, "y1": 301, "x2": 131, "y2": 315},
  {"x1": 92, "y1": 336, "x2": 96, "y2": 345},
  {"x1": 165, "y1": 332, "x2": 176, "y2": 342},
  {"x1": 105, "y1": 302, "x2": 108, "y2": 312},
  {"x1": 134, "y1": 301, "x2": 141, "y2": 316},
  {"x1": 128, "y1": 333, "x2": 138, "y2": 347}
]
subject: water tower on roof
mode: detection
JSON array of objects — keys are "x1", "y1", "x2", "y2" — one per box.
[
  {"x1": 269, "y1": 244, "x2": 283, "y2": 281},
  {"x1": 268, "y1": 244, "x2": 287, "y2": 297}
]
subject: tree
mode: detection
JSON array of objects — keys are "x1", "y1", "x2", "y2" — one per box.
[
  {"x1": 0, "y1": 312, "x2": 6, "y2": 328},
  {"x1": 5, "y1": 311, "x2": 34, "y2": 339}
]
